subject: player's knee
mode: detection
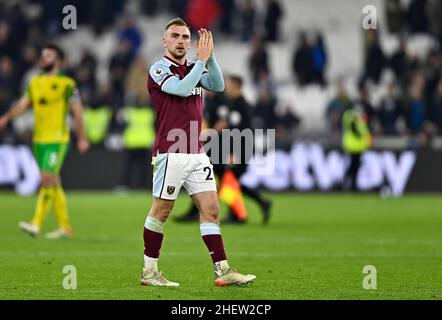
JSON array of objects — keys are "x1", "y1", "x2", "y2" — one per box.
[
  {"x1": 202, "y1": 203, "x2": 220, "y2": 222},
  {"x1": 40, "y1": 173, "x2": 55, "y2": 187},
  {"x1": 150, "y1": 205, "x2": 173, "y2": 222},
  {"x1": 159, "y1": 207, "x2": 172, "y2": 221}
]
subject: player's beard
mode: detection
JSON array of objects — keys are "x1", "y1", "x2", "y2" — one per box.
[
  {"x1": 42, "y1": 63, "x2": 55, "y2": 72},
  {"x1": 171, "y1": 48, "x2": 186, "y2": 60}
]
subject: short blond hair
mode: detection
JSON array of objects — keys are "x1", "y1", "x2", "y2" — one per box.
[{"x1": 165, "y1": 17, "x2": 190, "y2": 32}]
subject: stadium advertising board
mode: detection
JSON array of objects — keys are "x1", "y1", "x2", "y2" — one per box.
[{"x1": 1, "y1": 143, "x2": 441, "y2": 195}]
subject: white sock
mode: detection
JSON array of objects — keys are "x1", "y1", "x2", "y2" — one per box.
[
  {"x1": 214, "y1": 260, "x2": 229, "y2": 277},
  {"x1": 144, "y1": 255, "x2": 158, "y2": 272}
]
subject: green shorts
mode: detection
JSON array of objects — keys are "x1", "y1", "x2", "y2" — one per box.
[{"x1": 33, "y1": 143, "x2": 69, "y2": 174}]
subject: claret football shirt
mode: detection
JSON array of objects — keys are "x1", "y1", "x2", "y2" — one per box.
[{"x1": 148, "y1": 56, "x2": 208, "y2": 155}]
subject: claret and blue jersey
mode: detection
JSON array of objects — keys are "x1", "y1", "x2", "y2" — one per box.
[{"x1": 147, "y1": 55, "x2": 224, "y2": 155}]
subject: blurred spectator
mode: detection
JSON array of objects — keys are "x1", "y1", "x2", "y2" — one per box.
[
  {"x1": 75, "y1": 50, "x2": 98, "y2": 107},
  {"x1": 218, "y1": 0, "x2": 236, "y2": 36},
  {"x1": 378, "y1": 83, "x2": 403, "y2": 135},
  {"x1": 117, "y1": 16, "x2": 143, "y2": 59},
  {"x1": 325, "y1": 82, "x2": 352, "y2": 132},
  {"x1": 256, "y1": 69, "x2": 278, "y2": 96},
  {"x1": 5, "y1": 4, "x2": 28, "y2": 55},
  {"x1": 88, "y1": 0, "x2": 123, "y2": 35},
  {"x1": 80, "y1": 49, "x2": 98, "y2": 74},
  {"x1": 389, "y1": 38, "x2": 409, "y2": 83},
  {"x1": 142, "y1": 0, "x2": 160, "y2": 16},
  {"x1": 93, "y1": 81, "x2": 120, "y2": 132},
  {"x1": 424, "y1": 49, "x2": 442, "y2": 107},
  {"x1": 93, "y1": 81, "x2": 114, "y2": 109},
  {"x1": 273, "y1": 104, "x2": 301, "y2": 145},
  {"x1": 126, "y1": 56, "x2": 150, "y2": 106},
  {"x1": 0, "y1": 20, "x2": 14, "y2": 57},
  {"x1": 385, "y1": 0, "x2": 404, "y2": 34},
  {"x1": 118, "y1": 104, "x2": 155, "y2": 190},
  {"x1": 0, "y1": 56, "x2": 17, "y2": 109},
  {"x1": 406, "y1": 75, "x2": 427, "y2": 134},
  {"x1": 203, "y1": 91, "x2": 228, "y2": 129},
  {"x1": 239, "y1": 0, "x2": 256, "y2": 42},
  {"x1": 109, "y1": 39, "x2": 133, "y2": 113},
  {"x1": 38, "y1": 0, "x2": 64, "y2": 37},
  {"x1": 25, "y1": 25, "x2": 45, "y2": 50},
  {"x1": 407, "y1": 0, "x2": 429, "y2": 34},
  {"x1": 264, "y1": 0, "x2": 283, "y2": 42},
  {"x1": 252, "y1": 87, "x2": 278, "y2": 129},
  {"x1": 427, "y1": 0, "x2": 442, "y2": 37},
  {"x1": 169, "y1": 0, "x2": 188, "y2": 18},
  {"x1": 429, "y1": 79, "x2": 442, "y2": 133},
  {"x1": 361, "y1": 31, "x2": 385, "y2": 85},
  {"x1": 75, "y1": 65, "x2": 96, "y2": 107},
  {"x1": 16, "y1": 44, "x2": 39, "y2": 83},
  {"x1": 249, "y1": 35, "x2": 269, "y2": 85},
  {"x1": 311, "y1": 32, "x2": 327, "y2": 86},
  {"x1": 357, "y1": 85, "x2": 376, "y2": 131},
  {"x1": 292, "y1": 32, "x2": 315, "y2": 86}
]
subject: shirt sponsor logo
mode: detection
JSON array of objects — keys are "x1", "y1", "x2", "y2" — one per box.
[{"x1": 191, "y1": 87, "x2": 202, "y2": 96}]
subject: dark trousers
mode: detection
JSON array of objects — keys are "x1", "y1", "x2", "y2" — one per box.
[
  {"x1": 121, "y1": 148, "x2": 151, "y2": 189},
  {"x1": 344, "y1": 153, "x2": 362, "y2": 191}
]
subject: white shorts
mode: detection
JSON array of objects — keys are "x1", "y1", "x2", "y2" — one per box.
[{"x1": 152, "y1": 153, "x2": 217, "y2": 200}]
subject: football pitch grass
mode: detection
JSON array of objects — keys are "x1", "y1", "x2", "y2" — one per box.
[{"x1": 0, "y1": 191, "x2": 441, "y2": 300}]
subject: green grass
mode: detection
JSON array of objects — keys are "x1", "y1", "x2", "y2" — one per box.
[{"x1": 0, "y1": 191, "x2": 442, "y2": 300}]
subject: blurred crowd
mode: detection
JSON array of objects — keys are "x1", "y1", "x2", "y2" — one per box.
[
  {"x1": 325, "y1": 0, "x2": 442, "y2": 147},
  {"x1": 1, "y1": 0, "x2": 442, "y2": 150},
  {"x1": 0, "y1": 0, "x2": 291, "y2": 147}
]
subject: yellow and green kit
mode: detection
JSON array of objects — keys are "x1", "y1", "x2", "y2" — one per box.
[{"x1": 25, "y1": 72, "x2": 78, "y2": 174}]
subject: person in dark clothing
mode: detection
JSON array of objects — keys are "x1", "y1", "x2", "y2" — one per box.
[
  {"x1": 292, "y1": 32, "x2": 315, "y2": 86},
  {"x1": 407, "y1": 0, "x2": 429, "y2": 34},
  {"x1": 249, "y1": 35, "x2": 269, "y2": 85},
  {"x1": 361, "y1": 35, "x2": 385, "y2": 85},
  {"x1": 385, "y1": 0, "x2": 404, "y2": 34},
  {"x1": 264, "y1": 0, "x2": 283, "y2": 42},
  {"x1": 0, "y1": 21, "x2": 15, "y2": 58},
  {"x1": 220, "y1": 75, "x2": 272, "y2": 224},
  {"x1": 108, "y1": 39, "x2": 133, "y2": 130},
  {"x1": 218, "y1": 0, "x2": 236, "y2": 36},
  {"x1": 252, "y1": 87, "x2": 278, "y2": 130},
  {"x1": 175, "y1": 76, "x2": 271, "y2": 224},
  {"x1": 325, "y1": 82, "x2": 352, "y2": 133},
  {"x1": 389, "y1": 38, "x2": 408, "y2": 85},
  {"x1": 357, "y1": 85, "x2": 376, "y2": 131},
  {"x1": 406, "y1": 75, "x2": 427, "y2": 135},
  {"x1": 424, "y1": 50, "x2": 442, "y2": 108},
  {"x1": 117, "y1": 16, "x2": 143, "y2": 58},
  {"x1": 239, "y1": 0, "x2": 256, "y2": 42},
  {"x1": 430, "y1": 79, "x2": 442, "y2": 133},
  {"x1": 310, "y1": 32, "x2": 327, "y2": 86},
  {"x1": 378, "y1": 82, "x2": 403, "y2": 135}
]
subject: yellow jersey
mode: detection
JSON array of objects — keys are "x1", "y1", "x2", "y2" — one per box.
[{"x1": 25, "y1": 72, "x2": 78, "y2": 143}]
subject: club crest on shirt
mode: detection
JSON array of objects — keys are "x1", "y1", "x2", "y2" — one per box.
[
  {"x1": 155, "y1": 68, "x2": 163, "y2": 76},
  {"x1": 167, "y1": 185, "x2": 176, "y2": 195}
]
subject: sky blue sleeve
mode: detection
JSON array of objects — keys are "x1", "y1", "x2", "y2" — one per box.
[
  {"x1": 200, "y1": 55, "x2": 225, "y2": 92},
  {"x1": 161, "y1": 60, "x2": 206, "y2": 97}
]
